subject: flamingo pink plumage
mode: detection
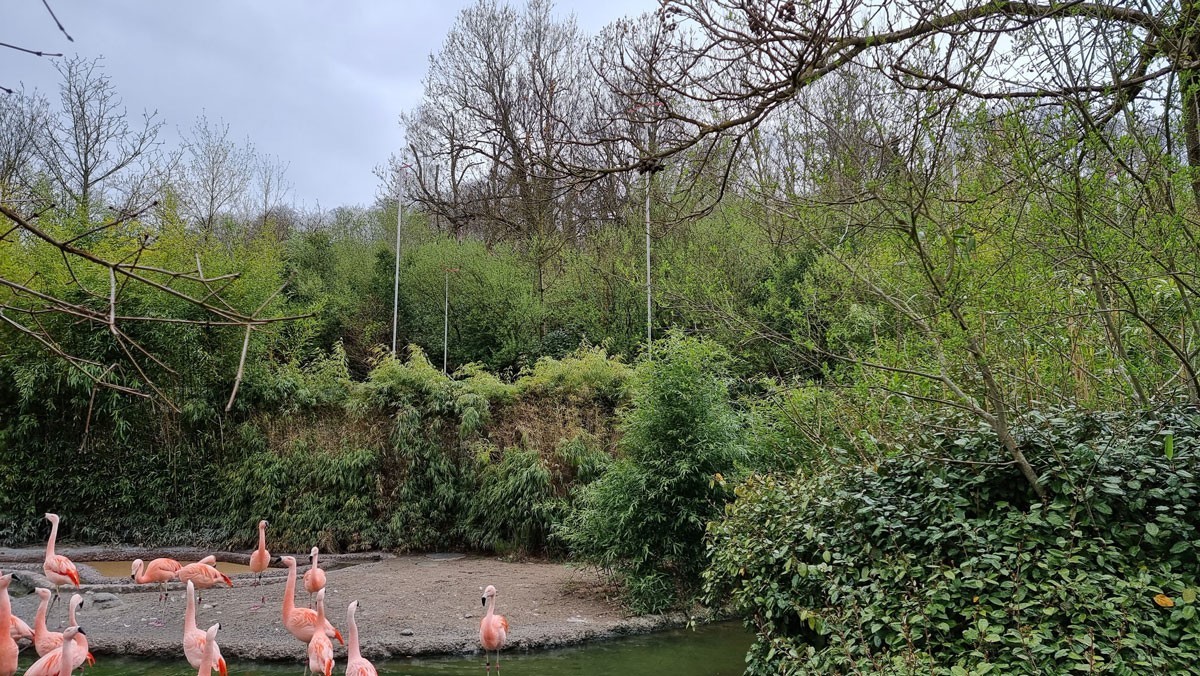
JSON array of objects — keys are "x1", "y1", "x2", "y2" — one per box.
[
  {"x1": 280, "y1": 556, "x2": 343, "y2": 646},
  {"x1": 345, "y1": 600, "x2": 378, "y2": 676},
  {"x1": 480, "y1": 585, "x2": 508, "y2": 675},
  {"x1": 184, "y1": 581, "x2": 228, "y2": 676},
  {"x1": 132, "y1": 557, "x2": 182, "y2": 603},
  {"x1": 8, "y1": 614, "x2": 32, "y2": 643},
  {"x1": 195, "y1": 623, "x2": 220, "y2": 676},
  {"x1": 307, "y1": 589, "x2": 334, "y2": 676},
  {"x1": 177, "y1": 559, "x2": 231, "y2": 605},
  {"x1": 23, "y1": 625, "x2": 84, "y2": 676},
  {"x1": 0, "y1": 571, "x2": 18, "y2": 676},
  {"x1": 249, "y1": 520, "x2": 271, "y2": 607},
  {"x1": 41, "y1": 514, "x2": 80, "y2": 611},
  {"x1": 33, "y1": 590, "x2": 92, "y2": 665},
  {"x1": 303, "y1": 546, "x2": 326, "y2": 608}
]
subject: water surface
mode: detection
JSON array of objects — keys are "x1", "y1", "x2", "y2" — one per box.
[{"x1": 18, "y1": 622, "x2": 749, "y2": 675}]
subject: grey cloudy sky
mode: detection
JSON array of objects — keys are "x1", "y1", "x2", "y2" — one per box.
[{"x1": 1, "y1": 0, "x2": 654, "y2": 209}]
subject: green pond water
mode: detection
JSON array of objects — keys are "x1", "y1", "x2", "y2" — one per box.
[{"x1": 17, "y1": 622, "x2": 750, "y2": 675}]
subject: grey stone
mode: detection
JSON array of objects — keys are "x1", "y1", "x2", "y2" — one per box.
[
  {"x1": 91, "y1": 592, "x2": 123, "y2": 609},
  {"x1": 400, "y1": 628, "x2": 414, "y2": 636},
  {"x1": 8, "y1": 570, "x2": 49, "y2": 597}
]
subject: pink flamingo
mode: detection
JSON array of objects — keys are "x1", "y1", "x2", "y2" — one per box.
[
  {"x1": 177, "y1": 559, "x2": 231, "y2": 605},
  {"x1": 31, "y1": 588, "x2": 55, "y2": 655},
  {"x1": 23, "y1": 625, "x2": 84, "y2": 676},
  {"x1": 307, "y1": 589, "x2": 334, "y2": 676},
  {"x1": 344, "y1": 600, "x2": 378, "y2": 676},
  {"x1": 280, "y1": 556, "x2": 343, "y2": 646},
  {"x1": 32, "y1": 591, "x2": 93, "y2": 666},
  {"x1": 0, "y1": 571, "x2": 18, "y2": 676},
  {"x1": 480, "y1": 585, "x2": 508, "y2": 675},
  {"x1": 249, "y1": 520, "x2": 271, "y2": 608},
  {"x1": 195, "y1": 623, "x2": 221, "y2": 676},
  {"x1": 303, "y1": 546, "x2": 326, "y2": 607},
  {"x1": 7, "y1": 614, "x2": 32, "y2": 643},
  {"x1": 131, "y1": 557, "x2": 182, "y2": 604},
  {"x1": 184, "y1": 581, "x2": 228, "y2": 676},
  {"x1": 42, "y1": 514, "x2": 81, "y2": 612}
]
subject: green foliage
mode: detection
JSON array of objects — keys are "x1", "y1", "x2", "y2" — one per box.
[
  {"x1": 562, "y1": 334, "x2": 746, "y2": 612},
  {"x1": 514, "y1": 345, "x2": 632, "y2": 404},
  {"x1": 707, "y1": 408, "x2": 1200, "y2": 674},
  {"x1": 221, "y1": 441, "x2": 381, "y2": 552},
  {"x1": 468, "y1": 447, "x2": 558, "y2": 554}
]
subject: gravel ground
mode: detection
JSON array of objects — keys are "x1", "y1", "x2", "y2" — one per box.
[{"x1": 0, "y1": 547, "x2": 691, "y2": 664}]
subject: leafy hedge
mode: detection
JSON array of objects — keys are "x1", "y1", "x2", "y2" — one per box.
[
  {"x1": 0, "y1": 343, "x2": 632, "y2": 555},
  {"x1": 706, "y1": 408, "x2": 1200, "y2": 674}
]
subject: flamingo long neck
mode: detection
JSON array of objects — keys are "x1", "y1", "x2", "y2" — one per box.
[
  {"x1": 486, "y1": 595, "x2": 496, "y2": 620},
  {"x1": 312, "y1": 550, "x2": 319, "y2": 570},
  {"x1": 134, "y1": 561, "x2": 147, "y2": 584},
  {"x1": 185, "y1": 586, "x2": 197, "y2": 634},
  {"x1": 257, "y1": 525, "x2": 267, "y2": 551},
  {"x1": 34, "y1": 594, "x2": 48, "y2": 633},
  {"x1": 46, "y1": 518, "x2": 59, "y2": 560},
  {"x1": 0, "y1": 582, "x2": 11, "y2": 628},
  {"x1": 198, "y1": 636, "x2": 214, "y2": 675},
  {"x1": 68, "y1": 600, "x2": 79, "y2": 627},
  {"x1": 283, "y1": 561, "x2": 296, "y2": 619},
  {"x1": 347, "y1": 607, "x2": 361, "y2": 660},
  {"x1": 315, "y1": 598, "x2": 326, "y2": 626},
  {"x1": 58, "y1": 634, "x2": 73, "y2": 676}
]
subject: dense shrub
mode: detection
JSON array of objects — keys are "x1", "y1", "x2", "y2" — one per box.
[
  {"x1": 562, "y1": 334, "x2": 745, "y2": 612},
  {"x1": 706, "y1": 408, "x2": 1200, "y2": 674}
]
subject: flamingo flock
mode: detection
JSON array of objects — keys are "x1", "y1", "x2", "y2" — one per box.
[{"x1": 0, "y1": 513, "x2": 510, "y2": 675}]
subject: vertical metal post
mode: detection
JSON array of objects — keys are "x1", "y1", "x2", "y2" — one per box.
[
  {"x1": 443, "y1": 269, "x2": 450, "y2": 374},
  {"x1": 645, "y1": 168, "x2": 653, "y2": 360},
  {"x1": 392, "y1": 166, "x2": 404, "y2": 355}
]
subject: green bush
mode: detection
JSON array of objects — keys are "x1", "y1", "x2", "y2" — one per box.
[
  {"x1": 220, "y1": 443, "x2": 382, "y2": 552},
  {"x1": 467, "y1": 447, "x2": 558, "y2": 554},
  {"x1": 706, "y1": 408, "x2": 1200, "y2": 674},
  {"x1": 561, "y1": 334, "x2": 745, "y2": 612},
  {"x1": 514, "y1": 345, "x2": 632, "y2": 405}
]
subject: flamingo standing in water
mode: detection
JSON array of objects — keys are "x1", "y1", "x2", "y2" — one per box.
[
  {"x1": 23, "y1": 625, "x2": 84, "y2": 676},
  {"x1": 249, "y1": 520, "x2": 271, "y2": 609},
  {"x1": 177, "y1": 559, "x2": 231, "y2": 605},
  {"x1": 303, "y1": 547, "x2": 326, "y2": 608},
  {"x1": 184, "y1": 581, "x2": 228, "y2": 676},
  {"x1": 0, "y1": 571, "x2": 18, "y2": 676},
  {"x1": 344, "y1": 600, "x2": 378, "y2": 676},
  {"x1": 307, "y1": 589, "x2": 334, "y2": 676},
  {"x1": 131, "y1": 557, "x2": 182, "y2": 604},
  {"x1": 42, "y1": 514, "x2": 80, "y2": 612},
  {"x1": 280, "y1": 556, "x2": 343, "y2": 647},
  {"x1": 480, "y1": 585, "x2": 509, "y2": 675},
  {"x1": 32, "y1": 590, "x2": 93, "y2": 665},
  {"x1": 195, "y1": 623, "x2": 221, "y2": 676}
]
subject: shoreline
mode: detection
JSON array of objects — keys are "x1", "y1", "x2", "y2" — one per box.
[{"x1": 0, "y1": 547, "x2": 700, "y2": 662}]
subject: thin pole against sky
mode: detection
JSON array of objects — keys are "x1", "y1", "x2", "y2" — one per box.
[
  {"x1": 644, "y1": 169, "x2": 652, "y2": 360},
  {"x1": 628, "y1": 99, "x2": 663, "y2": 361},
  {"x1": 391, "y1": 162, "x2": 412, "y2": 355}
]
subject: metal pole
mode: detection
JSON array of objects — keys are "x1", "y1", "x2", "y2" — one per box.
[
  {"x1": 645, "y1": 169, "x2": 652, "y2": 360},
  {"x1": 443, "y1": 269, "x2": 450, "y2": 374},
  {"x1": 391, "y1": 166, "x2": 404, "y2": 355}
]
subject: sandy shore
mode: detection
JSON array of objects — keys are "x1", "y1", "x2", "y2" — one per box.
[{"x1": 0, "y1": 547, "x2": 690, "y2": 663}]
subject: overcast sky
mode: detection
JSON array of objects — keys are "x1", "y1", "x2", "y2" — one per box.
[{"x1": 1, "y1": 0, "x2": 654, "y2": 210}]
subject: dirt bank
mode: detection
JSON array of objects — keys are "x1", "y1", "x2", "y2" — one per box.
[{"x1": 0, "y1": 548, "x2": 692, "y2": 663}]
